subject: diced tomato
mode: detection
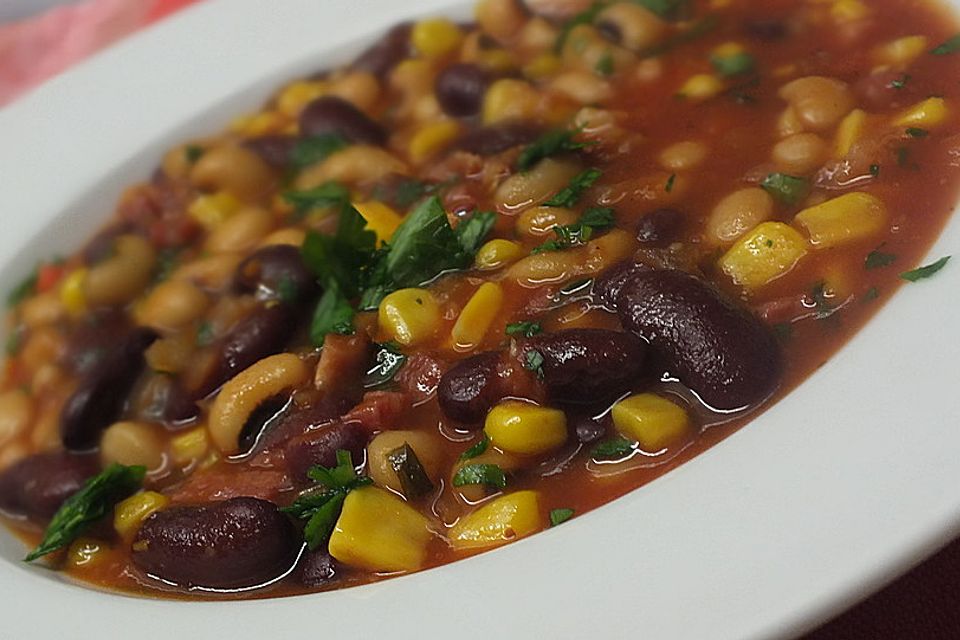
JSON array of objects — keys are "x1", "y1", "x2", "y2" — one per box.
[{"x1": 35, "y1": 263, "x2": 65, "y2": 293}]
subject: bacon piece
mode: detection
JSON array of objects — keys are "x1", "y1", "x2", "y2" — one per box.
[
  {"x1": 395, "y1": 352, "x2": 448, "y2": 405},
  {"x1": 168, "y1": 469, "x2": 291, "y2": 504},
  {"x1": 313, "y1": 334, "x2": 370, "y2": 401},
  {"x1": 342, "y1": 391, "x2": 411, "y2": 433}
]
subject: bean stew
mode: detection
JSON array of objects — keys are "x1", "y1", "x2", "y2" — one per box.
[{"x1": 1, "y1": 0, "x2": 959, "y2": 598}]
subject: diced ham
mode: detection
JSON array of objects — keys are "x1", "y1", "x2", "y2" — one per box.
[
  {"x1": 169, "y1": 469, "x2": 291, "y2": 504},
  {"x1": 313, "y1": 334, "x2": 370, "y2": 402},
  {"x1": 342, "y1": 391, "x2": 411, "y2": 433},
  {"x1": 395, "y1": 352, "x2": 448, "y2": 405}
]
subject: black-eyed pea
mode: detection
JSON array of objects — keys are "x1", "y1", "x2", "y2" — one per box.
[
  {"x1": 495, "y1": 158, "x2": 582, "y2": 212},
  {"x1": 190, "y1": 144, "x2": 276, "y2": 202},
  {"x1": 84, "y1": 235, "x2": 157, "y2": 307},
  {"x1": 204, "y1": 207, "x2": 275, "y2": 254},
  {"x1": 516, "y1": 206, "x2": 580, "y2": 237},
  {"x1": 100, "y1": 421, "x2": 165, "y2": 471},
  {"x1": 507, "y1": 228, "x2": 637, "y2": 286},
  {"x1": 706, "y1": 187, "x2": 775, "y2": 245},
  {"x1": 596, "y1": 2, "x2": 668, "y2": 52},
  {"x1": 772, "y1": 133, "x2": 829, "y2": 175},
  {"x1": 162, "y1": 142, "x2": 208, "y2": 180},
  {"x1": 366, "y1": 430, "x2": 444, "y2": 496},
  {"x1": 0, "y1": 390, "x2": 32, "y2": 447},
  {"x1": 172, "y1": 253, "x2": 243, "y2": 291},
  {"x1": 779, "y1": 76, "x2": 855, "y2": 132},
  {"x1": 475, "y1": 0, "x2": 528, "y2": 42},
  {"x1": 550, "y1": 71, "x2": 614, "y2": 105},
  {"x1": 136, "y1": 280, "x2": 209, "y2": 333},
  {"x1": 659, "y1": 141, "x2": 709, "y2": 171},
  {"x1": 525, "y1": 0, "x2": 594, "y2": 20},
  {"x1": 517, "y1": 16, "x2": 558, "y2": 54},
  {"x1": 296, "y1": 145, "x2": 409, "y2": 189}
]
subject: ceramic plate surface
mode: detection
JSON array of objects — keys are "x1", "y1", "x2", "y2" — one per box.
[{"x1": 1, "y1": 1, "x2": 959, "y2": 638}]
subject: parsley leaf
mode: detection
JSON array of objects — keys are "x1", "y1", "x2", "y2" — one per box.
[
  {"x1": 544, "y1": 168, "x2": 603, "y2": 208},
  {"x1": 900, "y1": 256, "x2": 951, "y2": 282},
  {"x1": 533, "y1": 207, "x2": 615, "y2": 254},
  {"x1": 592, "y1": 437, "x2": 634, "y2": 459},
  {"x1": 452, "y1": 463, "x2": 507, "y2": 489},
  {"x1": 869, "y1": 164, "x2": 881, "y2": 177},
  {"x1": 184, "y1": 145, "x2": 205, "y2": 163},
  {"x1": 889, "y1": 74, "x2": 910, "y2": 90},
  {"x1": 550, "y1": 508, "x2": 575, "y2": 526},
  {"x1": 363, "y1": 342, "x2": 407, "y2": 388},
  {"x1": 635, "y1": 0, "x2": 692, "y2": 19},
  {"x1": 284, "y1": 180, "x2": 352, "y2": 215},
  {"x1": 506, "y1": 321, "x2": 543, "y2": 338},
  {"x1": 196, "y1": 321, "x2": 215, "y2": 347},
  {"x1": 711, "y1": 51, "x2": 755, "y2": 77},
  {"x1": 459, "y1": 434, "x2": 490, "y2": 461},
  {"x1": 524, "y1": 349, "x2": 545, "y2": 380},
  {"x1": 665, "y1": 173, "x2": 676, "y2": 193},
  {"x1": 865, "y1": 247, "x2": 897, "y2": 270},
  {"x1": 761, "y1": 173, "x2": 810, "y2": 206},
  {"x1": 555, "y1": 2, "x2": 607, "y2": 53},
  {"x1": 518, "y1": 129, "x2": 590, "y2": 172},
  {"x1": 25, "y1": 464, "x2": 145, "y2": 562},
  {"x1": 6, "y1": 269, "x2": 37, "y2": 307},
  {"x1": 291, "y1": 134, "x2": 348, "y2": 170},
  {"x1": 906, "y1": 127, "x2": 929, "y2": 138},
  {"x1": 931, "y1": 33, "x2": 960, "y2": 55},
  {"x1": 595, "y1": 53, "x2": 615, "y2": 77},
  {"x1": 863, "y1": 286, "x2": 880, "y2": 301},
  {"x1": 309, "y1": 281, "x2": 356, "y2": 345}
]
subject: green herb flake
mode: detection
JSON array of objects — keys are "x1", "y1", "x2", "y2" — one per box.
[
  {"x1": 895, "y1": 146, "x2": 911, "y2": 167},
  {"x1": 905, "y1": 127, "x2": 929, "y2": 138},
  {"x1": 459, "y1": 434, "x2": 491, "y2": 461},
  {"x1": 550, "y1": 508, "x2": 575, "y2": 526},
  {"x1": 184, "y1": 145, "x2": 205, "y2": 163},
  {"x1": 284, "y1": 180, "x2": 353, "y2": 214},
  {"x1": 865, "y1": 247, "x2": 897, "y2": 270},
  {"x1": 869, "y1": 164, "x2": 881, "y2": 177},
  {"x1": 533, "y1": 207, "x2": 615, "y2": 254},
  {"x1": 452, "y1": 463, "x2": 507, "y2": 489},
  {"x1": 711, "y1": 51, "x2": 755, "y2": 78},
  {"x1": 196, "y1": 321, "x2": 215, "y2": 347},
  {"x1": 309, "y1": 282, "x2": 356, "y2": 346},
  {"x1": 363, "y1": 342, "x2": 407, "y2": 388},
  {"x1": 291, "y1": 134, "x2": 349, "y2": 170},
  {"x1": 6, "y1": 269, "x2": 37, "y2": 308},
  {"x1": 25, "y1": 464, "x2": 145, "y2": 562},
  {"x1": 595, "y1": 53, "x2": 615, "y2": 77},
  {"x1": 555, "y1": 2, "x2": 606, "y2": 53},
  {"x1": 517, "y1": 129, "x2": 590, "y2": 172},
  {"x1": 635, "y1": 0, "x2": 692, "y2": 19},
  {"x1": 900, "y1": 256, "x2": 951, "y2": 282},
  {"x1": 506, "y1": 321, "x2": 543, "y2": 338},
  {"x1": 544, "y1": 168, "x2": 603, "y2": 208},
  {"x1": 761, "y1": 173, "x2": 810, "y2": 206},
  {"x1": 889, "y1": 74, "x2": 911, "y2": 90},
  {"x1": 931, "y1": 33, "x2": 960, "y2": 55},
  {"x1": 524, "y1": 349, "x2": 545, "y2": 379},
  {"x1": 665, "y1": 174, "x2": 676, "y2": 193},
  {"x1": 863, "y1": 286, "x2": 880, "y2": 301},
  {"x1": 592, "y1": 437, "x2": 634, "y2": 460}
]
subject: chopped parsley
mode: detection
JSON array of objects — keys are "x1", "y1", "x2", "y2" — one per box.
[
  {"x1": 863, "y1": 286, "x2": 880, "y2": 301},
  {"x1": 459, "y1": 434, "x2": 490, "y2": 461},
  {"x1": 506, "y1": 321, "x2": 543, "y2": 338},
  {"x1": 184, "y1": 144, "x2": 205, "y2": 163},
  {"x1": 635, "y1": 0, "x2": 692, "y2": 19},
  {"x1": 6, "y1": 269, "x2": 37, "y2": 308},
  {"x1": 931, "y1": 33, "x2": 960, "y2": 56},
  {"x1": 665, "y1": 173, "x2": 676, "y2": 193},
  {"x1": 905, "y1": 127, "x2": 929, "y2": 138},
  {"x1": 889, "y1": 74, "x2": 910, "y2": 90},
  {"x1": 761, "y1": 173, "x2": 810, "y2": 206},
  {"x1": 284, "y1": 181, "x2": 353, "y2": 215},
  {"x1": 196, "y1": 321, "x2": 215, "y2": 347},
  {"x1": 544, "y1": 168, "x2": 603, "y2": 208},
  {"x1": 524, "y1": 349, "x2": 545, "y2": 380},
  {"x1": 363, "y1": 342, "x2": 407, "y2": 388},
  {"x1": 895, "y1": 146, "x2": 912, "y2": 167},
  {"x1": 282, "y1": 450, "x2": 371, "y2": 550},
  {"x1": 865, "y1": 247, "x2": 897, "y2": 270},
  {"x1": 869, "y1": 164, "x2": 881, "y2": 178},
  {"x1": 711, "y1": 51, "x2": 755, "y2": 77},
  {"x1": 26, "y1": 464, "x2": 145, "y2": 562},
  {"x1": 532, "y1": 207, "x2": 615, "y2": 254},
  {"x1": 900, "y1": 256, "x2": 951, "y2": 282},
  {"x1": 291, "y1": 134, "x2": 349, "y2": 170},
  {"x1": 595, "y1": 53, "x2": 615, "y2": 77},
  {"x1": 310, "y1": 282, "x2": 357, "y2": 344},
  {"x1": 550, "y1": 508, "x2": 575, "y2": 526},
  {"x1": 517, "y1": 129, "x2": 591, "y2": 172},
  {"x1": 592, "y1": 437, "x2": 634, "y2": 460},
  {"x1": 452, "y1": 463, "x2": 507, "y2": 490}
]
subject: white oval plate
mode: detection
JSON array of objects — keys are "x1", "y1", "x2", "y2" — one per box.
[{"x1": 1, "y1": 1, "x2": 959, "y2": 638}]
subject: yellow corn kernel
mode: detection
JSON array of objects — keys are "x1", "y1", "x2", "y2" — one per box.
[
  {"x1": 612, "y1": 393, "x2": 690, "y2": 452},
  {"x1": 476, "y1": 49, "x2": 516, "y2": 73},
  {"x1": 894, "y1": 97, "x2": 950, "y2": 129},
  {"x1": 835, "y1": 109, "x2": 867, "y2": 157},
  {"x1": 483, "y1": 78, "x2": 540, "y2": 125},
  {"x1": 66, "y1": 538, "x2": 107, "y2": 569},
  {"x1": 524, "y1": 53, "x2": 563, "y2": 80},
  {"x1": 795, "y1": 192, "x2": 887, "y2": 249},
  {"x1": 449, "y1": 491, "x2": 542, "y2": 551},
  {"x1": 277, "y1": 80, "x2": 328, "y2": 118},
  {"x1": 59, "y1": 268, "x2": 88, "y2": 315},
  {"x1": 379, "y1": 288, "x2": 442, "y2": 346},
  {"x1": 170, "y1": 427, "x2": 209, "y2": 466},
  {"x1": 475, "y1": 239, "x2": 523, "y2": 270},
  {"x1": 678, "y1": 74, "x2": 725, "y2": 101},
  {"x1": 354, "y1": 201, "x2": 403, "y2": 244},
  {"x1": 719, "y1": 222, "x2": 810, "y2": 290},
  {"x1": 412, "y1": 18, "x2": 463, "y2": 59},
  {"x1": 230, "y1": 111, "x2": 286, "y2": 137},
  {"x1": 188, "y1": 191, "x2": 242, "y2": 230},
  {"x1": 451, "y1": 283, "x2": 504, "y2": 350},
  {"x1": 831, "y1": 0, "x2": 869, "y2": 22},
  {"x1": 484, "y1": 401, "x2": 567, "y2": 456},
  {"x1": 875, "y1": 36, "x2": 928, "y2": 67},
  {"x1": 114, "y1": 491, "x2": 169, "y2": 541},
  {"x1": 712, "y1": 42, "x2": 746, "y2": 58},
  {"x1": 408, "y1": 121, "x2": 462, "y2": 165},
  {"x1": 328, "y1": 486, "x2": 434, "y2": 572}
]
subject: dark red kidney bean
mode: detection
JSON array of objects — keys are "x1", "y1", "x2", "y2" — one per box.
[
  {"x1": 636, "y1": 208, "x2": 684, "y2": 247},
  {"x1": 352, "y1": 22, "x2": 412, "y2": 78},
  {"x1": 522, "y1": 329, "x2": 647, "y2": 405},
  {"x1": 615, "y1": 269, "x2": 782, "y2": 411},
  {"x1": 135, "y1": 375, "x2": 199, "y2": 428},
  {"x1": 299, "y1": 96, "x2": 386, "y2": 146},
  {"x1": 593, "y1": 261, "x2": 651, "y2": 311},
  {"x1": 62, "y1": 310, "x2": 132, "y2": 374},
  {"x1": 0, "y1": 452, "x2": 99, "y2": 520},
  {"x1": 234, "y1": 245, "x2": 317, "y2": 304},
  {"x1": 300, "y1": 549, "x2": 339, "y2": 588},
  {"x1": 60, "y1": 328, "x2": 158, "y2": 451},
  {"x1": 437, "y1": 351, "x2": 504, "y2": 426},
  {"x1": 192, "y1": 304, "x2": 297, "y2": 399},
  {"x1": 435, "y1": 64, "x2": 488, "y2": 117},
  {"x1": 132, "y1": 497, "x2": 299, "y2": 590},
  {"x1": 244, "y1": 135, "x2": 297, "y2": 169},
  {"x1": 284, "y1": 421, "x2": 367, "y2": 485},
  {"x1": 453, "y1": 122, "x2": 542, "y2": 156},
  {"x1": 572, "y1": 414, "x2": 609, "y2": 444}
]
